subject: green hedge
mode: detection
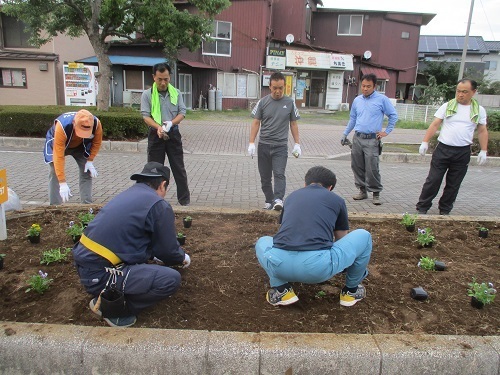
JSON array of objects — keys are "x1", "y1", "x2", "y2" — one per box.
[
  {"x1": 0, "y1": 106, "x2": 148, "y2": 140},
  {"x1": 486, "y1": 110, "x2": 500, "y2": 132}
]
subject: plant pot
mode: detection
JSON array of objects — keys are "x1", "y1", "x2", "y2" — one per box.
[
  {"x1": 405, "y1": 224, "x2": 415, "y2": 232},
  {"x1": 470, "y1": 296, "x2": 484, "y2": 309},
  {"x1": 28, "y1": 235, "x2": 40, "y2": 244},
  {"x1": 410, "y1": 286, "x2": 428, "y2": 301},
  {"x1": 433, "y1": 260, "x2": 446, "y2": 271},
  {"x1": 177, "y1": 236, "x2": 186, "y2": 246},
  {"x1": 183, "y1": 219, "x2": 192, "y2": 229},
  {"x1": 0, "y1": 258, "x2": 4, "y2": 270},
  {"x1": 478, "y1": 230, "x2": 488, "y2": 238},
  {"x1": 423, "y1": 242, "x2": 433, "y2": 248},
  {"x1": 72, "y1": 235, "x2": 81, "y2": 244}
]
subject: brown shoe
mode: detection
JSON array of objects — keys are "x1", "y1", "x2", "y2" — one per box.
[
  {"x1": 373, "y1": 192, "x2": 381, "y2": 205},
  {"x1": 352, "y1": 190, "x2": 368, "y2": 200}
]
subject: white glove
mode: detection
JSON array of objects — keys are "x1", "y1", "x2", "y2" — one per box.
[
  {"x1": 59, "y1": 182, "x2": 73, "y2": 203},
  {"x1": 292, "y1": 143, "x2": 301, "y2": 157},
  {"x1": 477, "y1": 150, "x2": 487, "y2": 166},
  {"x1": 162, "y1": 121, "x2": 173, "y2": 133},
  {"x1": 84, "y1": 161, "x2": 98, "y2": 178},
  {"x1": 182, "y1": 253, "x2": 191, "y2": 268},
  {"x1": 419, "y1": 142, "x2": 429, "y2": 156},
  {"x1": 248, "y1": 143, "x2": 256, "y2": 157}
]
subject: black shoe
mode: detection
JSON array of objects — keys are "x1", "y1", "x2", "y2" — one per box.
[
  {"x1": 439, "y1": 210, "x2": 450, "y2": 215},
  {"x1": 417, "y1": 209, "x2": 427, "y2": 214}
]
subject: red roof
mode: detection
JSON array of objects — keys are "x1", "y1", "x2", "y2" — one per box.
[{"x1": 361, "y1": 67, "x2": 390, "y2": 80}]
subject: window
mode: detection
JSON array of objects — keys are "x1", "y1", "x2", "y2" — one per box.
[
  {"x1": 401, "y1": 32, "x2": 410, "y2": 39},
  {"x1": 0, "y1": 68, "x2": 27, "y2": 87},
  {"x1": 1, "y1": 14, "x2": 34, "y2": 48},
  {"x1": 337, "y1": 15, "x2": 363, "y2": 36},
  {"x1": 124, "y1": 69, "x2": 144, "y2": 90},
  {"x1": 485, "y1": 61, "x2": 497, "y2": 71},
  {"x1": 217, "y1": 72, "x2": 258, "y2": 98},
  {"x1": 376, "y1": 80, "x2": 386, "y2": 94},
  {"x1": 203, "y1": 21, "x2": 232, "y2": 56}
]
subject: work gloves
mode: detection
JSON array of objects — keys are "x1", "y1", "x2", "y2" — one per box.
[
  {"x1": 162, "y1": 121, "x2": 173, "y2": 133},
  {"x1": 340, "y1": 135, "x2": 347, "y2": 146},
  {"x1": 59, "y1": 182, "x2": 73, "y2": 203},
  {"x1": 292, "y1": 143, "x2": 302, "y2": 158},
  {"x1": 419, "y1": 142, "x2": 429, "y2": 156},
  {"x1": 84, "y1": 161, "x2": 98, "y2": 178},
  {"x1": 248, "y1": 143, "x2": 256, "y2": 157},
  {"x1": 183, "y1": 253, "x2": 191, "y2": 268},
  {"x1": 477, "y1": 150, "x2": 487, "y2": 165}
]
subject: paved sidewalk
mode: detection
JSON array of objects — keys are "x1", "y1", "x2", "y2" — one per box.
[{"x1": 1, "y1": 119, "x2": 499, "y2": 217}]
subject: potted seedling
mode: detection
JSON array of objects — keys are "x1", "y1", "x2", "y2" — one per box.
[
  {"x1": 177, "y1": 232, "x2": 186, "y2": 246},
  {"x1": 467, "y1": 278, "x2": 496, "y2": 309},
  {"x1": 183, "y1": 216, "x2": 193, "y2": 229},
  {"x1": 416, "y1": 227, "x2": 435, "y2": 248},
  {"x1": 78, "y1": 208, "x2": 95, "y2": 228},
  {"x1": 400, "y1": 212, "x2": 417, "y2": 232},
  {"x1": 478, "y1": 226, "x2": 489, "y2": 239},
  {"x1": 26, "y1": 223, "x2": 42, "y2": 244},
  {"x1": 0, "y1": 254, "x2": 5, "y2": 270},
  {"x1": 66, "y1": 221, "x2": 84, "y2": 243},
  {"x1": 26, "y1": 270, "x2": 53, "y2": 294},
  {"x1": 418, "y1": 256, "x2": 446, "y2": 271}
]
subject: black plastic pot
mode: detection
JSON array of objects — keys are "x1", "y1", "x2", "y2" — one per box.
[
  {"x1": 72, "y1": 235, "x2": 81, "y2": 244},
  {"x1": 434, "y1": 261, "x2": 446, "y2": 271},
  {"x1": 410, "y1": 286, "x2": 428, "y2": 301},
  {"x1": 183, "y1": 218, "x2": 192, "y2": 229},
  {"x1": 177, "y1": 236, "x2": 186, "y2": 246},
  {"x1": 0, "y1": 258, "x2": 4, "y2": 270},
  {"x1": 423, "y1": 242, "x2": 433, "y2": 248},
  {"x1": 478, "y1": 229, "x2": 488, "y2": 238},
  {"x1": 470, "y1": 296, "x2": 484, "y2": 309},
  {"x1": 405, "y1": 224, "x2": 415, "y2": 232},
  {"x1": 28, "y1": 235, "x2": 40, "y2": 244}
]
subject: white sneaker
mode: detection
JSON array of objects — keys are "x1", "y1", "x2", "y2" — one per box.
[
  {"x1": 263, "y1": 202, "x2": 272, "y2": 210},
  {"x1": 272, "y1": 199, "x2": 283, "y2": 211}
]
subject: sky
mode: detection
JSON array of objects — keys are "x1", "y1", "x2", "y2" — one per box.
[{"x1": 320, "y1": 0, "x2": 499, "y2": 41}]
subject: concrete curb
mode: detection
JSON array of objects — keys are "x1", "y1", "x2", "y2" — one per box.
[
  {"x1": 2, "y1": 137, "x2": 500, "y2": 166},
  {"x1": 1, "y1": 208, "x2": 499, "y2": 374},
  {"x1": 1, "y1": 322, "x2": 499, "y2": 374}
]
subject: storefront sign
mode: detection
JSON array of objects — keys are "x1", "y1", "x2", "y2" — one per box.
[
  {"x1": 262, "y1": 74, "x2": 271, "y2": 87},
  {"x1": 285, "y1": 75, "x2": 293, "y2": 97},
  {"x1": 286, "y1": 50, "x2": 353, "y2": 70},
  {"x1": 329, "y1": 73, "x2": 343, "y2": 89},
  {"x1": 266, "y1": 55, "x2": 286, "y2": 70},
  {"x1": 268, "y1": 48, "x2": 286, "y2": 57}
]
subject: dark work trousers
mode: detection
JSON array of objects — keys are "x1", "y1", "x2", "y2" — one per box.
[
  {"x1": 351, "y1": 136, "x2": 382, "y2": 193},
  {"x1": 147, "y1": 128, "x2": 190, "y2": 205},
  {"x1": 416, "y1": 142, "x2": 471, "y2": 213},
  {"x1": 76, "y1": 263, "x2": 181, "y2": 315},
  {"x1": 257, "y1": 143, "x2": 288, "y2": 203}
]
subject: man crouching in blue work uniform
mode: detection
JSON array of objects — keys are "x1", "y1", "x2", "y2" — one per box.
[
  {"x1": 73, "y1": 162, "x2": 190, "y2": 327},
  {"x1": 255, "y1": 166, "x2": 372, "y2": 307}
]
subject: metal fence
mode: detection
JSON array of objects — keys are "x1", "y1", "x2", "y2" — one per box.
[{"x1": 395, "y1": 104, "x2": 439, "y2": 123}]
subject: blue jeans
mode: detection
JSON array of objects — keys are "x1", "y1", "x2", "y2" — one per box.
[
  {"x1": 255, "y1": 229, "x2": 372, "y2": 288},
  {"x1": 257, "y1": 143, "x2": 288, "y2": 203}
]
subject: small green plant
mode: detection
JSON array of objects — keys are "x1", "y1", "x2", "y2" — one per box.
[
  {"x1": 78, "y1": 208, "x2": 95, "y2": 226},
  {"x1": 416, "y1": 228, "x2": 436, "y2": 246},
  {"x1": 26, "y1": 223, "x2": 42, "y2": 237},
  {"x1": 418, "y1": 256, "x2": 436, "y2": 271},
  {"x1": 467, "y1": 278, "x2": 497, "y2": 305},
  {"x1": 400, "y1": 212, "x2": 417, "y2": 226},
  {"x1": 477, "y1": 226, "x2": 489, "y2": 232},
  {"x1": 315, "y1": 290, "x2": 327, "y2": 299},
  {"x1": 177, "y1": 232, "x2": 185, "y2": 238},
  {"x1": 40, "y1": 247, "x2": 71, "y2": 265},
  {"x1": 0, "y1": 254, "x2": 6, "y2": 260},
  {"x1": 26, "y1": 270, "x2": 53, "y2": 294},
  {"x1": 66, "y1": 221, "x2": 84, "y2": 238},
  {"x1": 184, "y1": 216, "x2": 192, "y2": 221}
]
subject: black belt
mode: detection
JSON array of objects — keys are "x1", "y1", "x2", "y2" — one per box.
[{"x1": 355, "y1": 132, "x2": 377, "y2": 139}]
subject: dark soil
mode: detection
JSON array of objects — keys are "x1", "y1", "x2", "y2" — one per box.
[{"x1": 1, "y1": 208, "x2": 499, "y2": 335}]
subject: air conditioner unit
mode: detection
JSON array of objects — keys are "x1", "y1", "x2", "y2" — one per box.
[{"x1": 339, "y1": 103, "x2": 350, "y2": 111}]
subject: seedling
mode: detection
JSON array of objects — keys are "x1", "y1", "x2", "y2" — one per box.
[
  {"x1": 40, "y1": 247, "x2": 71, "y2": 265},
  {"x1": 26, "y1": 270, "x2": 53, "y2": 294},
  {"x1": 467, "y1": 278, "x2": 496, "y2": 305},
  {"x1": 418, "y1": 256, "x2": 436, "y2": 271}
]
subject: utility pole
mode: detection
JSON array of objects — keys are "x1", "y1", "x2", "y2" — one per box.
[{"x1": 458, "y1": 0, "x2": 474, "y2": 80}]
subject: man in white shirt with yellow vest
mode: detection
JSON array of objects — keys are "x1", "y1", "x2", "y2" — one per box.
[{"x1": 416, "y1": 78, "x2": 488, "y2": 215}]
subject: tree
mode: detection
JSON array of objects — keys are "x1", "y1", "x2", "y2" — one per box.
[
  {"x1": 414, "y1": 76, "x2": 454, "y2": 105},
  {"x1": 2, "y1": 0, "x2": 230, "y2": 111},
  {"x1": 420, "y1": 61, "x2": 460, "y2": 101}
]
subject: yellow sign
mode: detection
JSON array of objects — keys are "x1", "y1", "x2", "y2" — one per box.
[
  {"x1": 0, "y1": 169, "x2": 7, "y2": 204},
  {"x1": 285, "y1": 75, "x2": 293, "y2": 97},
  {"x1": 68, "y1": 62, "x2": 84, "y2": 69}
]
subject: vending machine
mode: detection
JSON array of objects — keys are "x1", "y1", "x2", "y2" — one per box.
[{"x1": 63, "y1": 62, "x2": 98, "y2": 106}]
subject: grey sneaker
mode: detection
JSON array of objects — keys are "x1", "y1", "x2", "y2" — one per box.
[
  {"x1": 266, "y1": 286, "x2": 299, "y2": 306},
  {"x1": 263, "y1": 202, "x2": 273, "y2": 210},
  {"x1": 340, "y1": 285, "x2": 366, "y2": 306},
  {"x1": 272, "y1": 199, "x2": 283, "y2": 211},
  {"x1": 352, "y1": 190, "x2": 368, "y2": 200},
  {"x1": 372, "y1": 192, "x2": 381, "y2": 205}
]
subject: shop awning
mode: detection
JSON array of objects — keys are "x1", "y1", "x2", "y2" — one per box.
[
  {"x1": 77, "y1": 55, "x2": 167, "y2": 66},
  {"x1": 179, "y1": 59, "x2": 218, "y2": 69},
  {"x1": 361, "y1": 67, "x2": 390, "y2": 80}
]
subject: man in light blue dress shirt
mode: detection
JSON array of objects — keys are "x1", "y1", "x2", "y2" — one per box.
[{"x1": 341, "y1": 74, "x2": 398, "y2": 205}]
